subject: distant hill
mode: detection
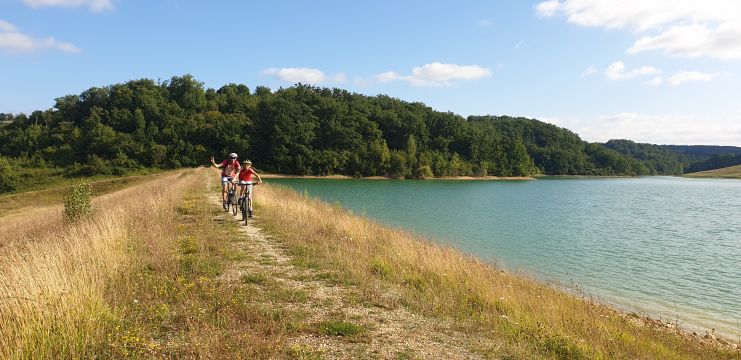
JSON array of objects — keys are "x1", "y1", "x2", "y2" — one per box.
[
  {"x1": 684, "y1": 164, "x2": 741, "y2": 179},
  {"x1": 684, "y1": 153, "x2": 741, "y2": 174},
  {"x1": 0, "y1": 75, "x2": 736, "y2": 189},
  {"x1": 663, "y1": 145, "x2": 741, "y2": 156}
]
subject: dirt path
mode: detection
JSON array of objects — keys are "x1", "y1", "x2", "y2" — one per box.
[{"x1": 210, "y1": 194, "x2": 489, "y2": 359}]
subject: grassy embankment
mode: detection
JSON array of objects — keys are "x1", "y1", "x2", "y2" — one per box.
[
  {"x1": 0, "y1": 168, "x2": 170, "y2": 217},
  {"x1": 684, "y1": 165, "x2": 741, "y2": 179},
  {"x1": 256, "y1": 184, "x2": 740, "y2": 359},
  {"x1": 0, "y1": 168, "x2": 309, "y2": 358},
  {"x1": 1, "y1": 167, "x2": 738, "y2": 358}
]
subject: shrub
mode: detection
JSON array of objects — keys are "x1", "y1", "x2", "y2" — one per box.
[
  {"x1": 63, "y1": 182, "x2": 94, "y2": 222},
  {"x1": 0, "y1": 156, "x2": 19, "y2": 193}
]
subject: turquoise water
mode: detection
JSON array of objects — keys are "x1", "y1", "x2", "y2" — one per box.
[{"x1": 270, "y1": 177, "x2": 741, "y2": 337}]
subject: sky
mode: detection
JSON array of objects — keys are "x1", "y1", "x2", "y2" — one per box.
[{"x1": 1, "y1": 0, "x2": 740, "y2": 145}]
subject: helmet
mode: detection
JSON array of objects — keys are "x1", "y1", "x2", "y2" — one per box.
[
  {"x1": 243, "y1": 159, "x2": 252, "y2": 165},
  {"x1": 229, "y1": 153, "x2": 238, "y2": 159}
]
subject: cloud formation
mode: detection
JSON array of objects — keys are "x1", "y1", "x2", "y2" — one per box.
[
  {"x1": 605, "y1": 61, "x2": 660, "y2": 81},
  {"x1": 261, "y1": 67, "x2": 345, "y2": 85},
  {"x1": 23, "y1": 0, "x2": 114, "y2": 12},
  {"x1": 536, "y1": 0, "x2": 741, "y2": 59},
  {"x1": 667, "y1": 71, "x2": 720, "y2": 86},
  {"x1": 542, "y1": 112, "x2": 741, "y2": 146},
  {"x1": 375, "y1": 62, "x2": 492, "y2": 86},
  {"x1": 0, "y1": 19, "x2": 80, "y2": 54}
]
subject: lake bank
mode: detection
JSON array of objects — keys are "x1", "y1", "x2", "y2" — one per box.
[
  {"x1": 262, "y1": 173, "x2": 535, "y2": 181},
  {"x1": 684, "y1": 165, "x2": 741, "y2": 179},
  {"x1": 269, "y1": 176, "x2": 741, "y2": 341},
  {"x1": 256, "y1": 182, "x2": 739, "y2": 357}
]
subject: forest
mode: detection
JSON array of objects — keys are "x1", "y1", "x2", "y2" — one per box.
[{"x1": 0, "y1": 75, "x2": 738, "y2": 193}]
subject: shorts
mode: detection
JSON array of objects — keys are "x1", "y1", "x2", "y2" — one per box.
[
  {"x1": 221, "y1": 176, "x2": 233, "y2": 185},
  {"x1": 238, "y1": 181, "x2": 253, "y2": 193}
]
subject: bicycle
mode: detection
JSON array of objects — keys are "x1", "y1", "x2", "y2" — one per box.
[
  {"x1": 224, "y1": 181, "x2": 238, "y2": 216},
  {"x1": 238, "y1": 181, "x2": 259, "y2": 225}
]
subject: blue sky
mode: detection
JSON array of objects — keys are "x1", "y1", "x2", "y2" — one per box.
[{"x1": 1, "y1": 0, "x2": 740, "y2": 145}]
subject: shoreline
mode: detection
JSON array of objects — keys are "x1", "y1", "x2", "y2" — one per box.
[
  {"x1": 257, "y1": 182, "x2": 740, "y2": 355},
  {"x1": 262, "y1": 181, "x2": 739, "y2": 347},
  {"x1": 261, "y1": 173, "x2": 535, "y2": 181}
]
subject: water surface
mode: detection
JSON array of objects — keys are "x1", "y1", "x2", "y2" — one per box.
[{"x1": 271, "y1": 177, "x2": 741, "y2": 336}]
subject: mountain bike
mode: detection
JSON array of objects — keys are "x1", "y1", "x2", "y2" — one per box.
[
  {"x1": 238, "y1": 181, "x2": 259, "y2": 225},
  {"x1": 224, "y1": 181, "x2": 238, "y2": 216}
]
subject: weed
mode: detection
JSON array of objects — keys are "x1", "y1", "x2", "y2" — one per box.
[{"x1": 317, "y1": 321, "x2": 366, "y2": 337}]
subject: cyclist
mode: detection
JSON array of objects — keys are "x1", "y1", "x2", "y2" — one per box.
[
  {"x1": 211, "y1": 153, "x2": 242, "y2": 206},
  {"x1": 237, "y1": 159, "x2": 263, "y2": 217}
]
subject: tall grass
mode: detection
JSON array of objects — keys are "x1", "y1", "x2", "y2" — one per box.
[
  {"x1": 0, "y1": 170, "x2": 199, "y2": 358},
  {"x1": 255, "y1": 183, "x2": 739, "y2": 359}
]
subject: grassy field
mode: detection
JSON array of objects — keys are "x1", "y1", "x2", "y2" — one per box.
[
  {"x1": 684, "y1": 165, "x2": 741, "y2": 179},
  {"x1": 0, "y1": 169, "x2": 174, "y2": 218},
  {"x1": 0, "y1": 168, "x2": 738, "y2": 358}
]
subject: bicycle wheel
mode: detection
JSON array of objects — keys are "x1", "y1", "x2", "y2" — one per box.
[
  {"x1": 232, "y1": 201, "x2": 238, "y2": 216},
  {"x1": 240, "y1": 198, "x2": 247, "y2": 222}
]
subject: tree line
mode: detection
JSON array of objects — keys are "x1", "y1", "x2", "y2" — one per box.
[{"x1": 0, "y1": 75, "x2": 737, "y2": 193}]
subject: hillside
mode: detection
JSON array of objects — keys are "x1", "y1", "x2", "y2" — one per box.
[
  {"x1": 0, "y1": 76, "x2": 683, "y2": 195},
  {"x1": 684, "y1": 164, "x2": 741, "y2": 179}
]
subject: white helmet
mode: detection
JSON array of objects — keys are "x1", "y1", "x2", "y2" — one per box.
[{"x1": 228, "y1": 153, "x2": 238, "y2": 159}]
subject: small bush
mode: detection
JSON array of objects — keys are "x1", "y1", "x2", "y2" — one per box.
[
  {"x1": 0, "y1": 156, "x2": 19, "y2": 193},
  {"x1": 63, "y1": 182, "x2": 94, "y2": 222}
]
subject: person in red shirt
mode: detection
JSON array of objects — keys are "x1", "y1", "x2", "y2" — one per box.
[
  {"x1": 237, "y1": 159, "x2": 263, "y2": 217},
  {"x1": 211, "y1": 153, "x2": 242, "y2": 205}
]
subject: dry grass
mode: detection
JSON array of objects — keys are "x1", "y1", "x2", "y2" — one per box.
[
  {"x1": 0, "y1": 170, "x2": 175, "y2": 218},
  {"x1": 256, "y1": 183, "x2": 741, "y2": 359},
  {"x1": 684, "y1": 165, "x2": 741, "y2": 179},
  {"x1": 0, "y1": 170, "x2": 199, "y2": 358},
  {"x1": 0, "y1": 168, "x2": 305, "y2": 358}
]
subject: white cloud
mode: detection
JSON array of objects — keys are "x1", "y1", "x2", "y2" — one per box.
[
  {"x1": 374, "y1": 71, "x2": 399, "y2": 83},
  {"x1": 375, "y1": 62, "x2": 492, "y2": 87},
  {"x1": 262, "y1": 67, "x2": 325, "y2": 84},
  {"x1": 605, "y1": 61, "x2": 660, "y2": 81},
  {"x1": 542, "y1": 112, "x2": 741, "y2": 145},
  {"x1": 581, "y1": 65, "x2": 598, "y2": 77},
  {"x1": 0, "y1": 20, "x2": 17, "y2": 32},
  {"x1": 261, "y1": 67, "x2": 346, "y2": 85},
  {"x1": 535, "y1": 0, "x2": 561, "y2": 18},
  {"x1": 0, "y1": 19, "x2": 80, "y2": 54},
  {"x1": 667, "y1": 71, "x2": 720, "y2": 86},
  {"x1": 628, "y1": 22, "x2": 741, "y2": 60},
  {"x1": 331, "y1": 72, "x2": 347, "y2": 83},
  {"x1": 536, "y1": 0, "x2": 741, "y2": 59},
  {"x1": 645, "y1": 76, "x2": 663, "y2": 86},
  {"x1": 514, "y1": 40, "x2": 525, "y2": 49},
  {"x1": 23, "y1": 0, "x2": 114, "y2": 12}
]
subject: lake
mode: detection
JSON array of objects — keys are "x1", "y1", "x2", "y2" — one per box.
[{"x1": 269, "y1": 176, "x2": 741, "y2": 337}]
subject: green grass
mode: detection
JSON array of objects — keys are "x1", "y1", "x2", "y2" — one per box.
[
  {"x1": 317, "y1": 320, "x2": 366, "y2": 337},
  {"x1": 684, "y1": 165, "x2": 741, "y2": 179}
]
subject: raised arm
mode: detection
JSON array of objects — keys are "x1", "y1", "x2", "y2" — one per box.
[{"x1": 211, "y1": 156, "x2": 222, "y2": 168}]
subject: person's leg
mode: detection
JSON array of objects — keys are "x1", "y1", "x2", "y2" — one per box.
[
  {"x1": 247, "y1": 184, "x2": 254, "y2": 216},
  {"x1": 238, "y1": 184, "x2": 246, "y2": 204},
  {"x1": 221, "y1": 177, "x2": 229, "y2": 202}
]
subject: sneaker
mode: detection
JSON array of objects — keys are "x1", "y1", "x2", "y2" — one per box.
[{"x1": 248, "y1": 210, "x2": 254, "y2": 218}]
